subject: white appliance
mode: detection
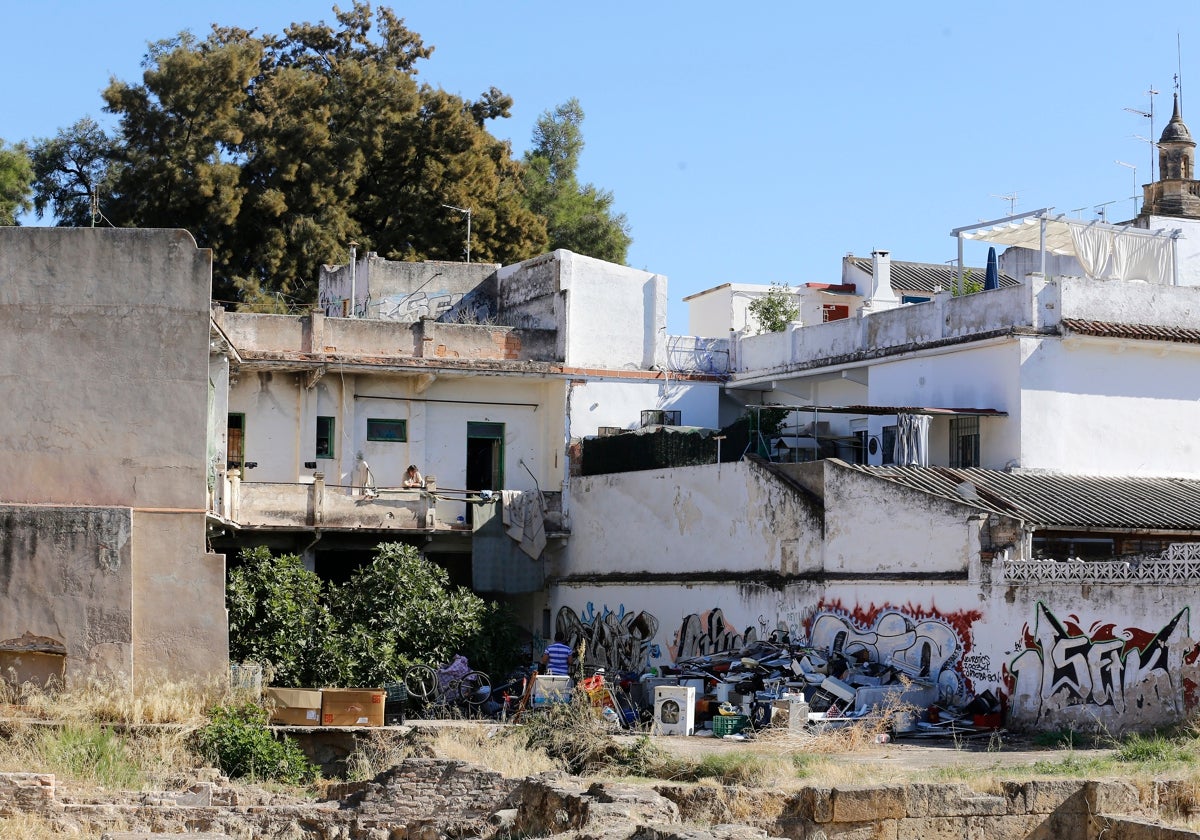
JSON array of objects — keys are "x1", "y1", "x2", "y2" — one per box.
[{"x1": 654, "y1": 685, "x2": 695, "y2": 736}]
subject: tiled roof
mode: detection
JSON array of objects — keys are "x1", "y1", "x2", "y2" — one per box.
[
  {"x1": 1061, "y1": 319, "x2": 1200, "y2": 344},
  {"x1": 841, "y1": 462, "x2": 1200, "y2": 531},
  {"x1": 846, "y1": 257, "x2": 1019, "y2": 294}
]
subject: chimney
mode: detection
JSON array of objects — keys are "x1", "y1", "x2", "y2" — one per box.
[{"x1": 867, "y1": 249, "x2": 899, "y2": 311}]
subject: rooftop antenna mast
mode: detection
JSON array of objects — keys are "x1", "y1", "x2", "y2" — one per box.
[
  {"x1": 991, "y1": 192, "x2": 1019, "y2": 215},
  {"x1": 1115, "y1": 160, "x2": 1138, "y2": 215},
  {"x1": 1125, "y1": 85, "x2": 1159, "y2": 181}
]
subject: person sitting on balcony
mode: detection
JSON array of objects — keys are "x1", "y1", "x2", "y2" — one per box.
[{"x1": 402, "y1": 464, "x2": 424, "y2": 489}]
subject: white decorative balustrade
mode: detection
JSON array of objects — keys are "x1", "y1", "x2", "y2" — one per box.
[{"x1": 1001, "y1": 543, "x2": 1200, "y2": 584}]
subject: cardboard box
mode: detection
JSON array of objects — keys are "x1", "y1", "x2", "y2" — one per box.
[
  {"x1": 264, "y1": 688, "x2": 322, "y2": 726},
  {"x1": 321, "y1": 688, "x2": 385, "y2": 727}
]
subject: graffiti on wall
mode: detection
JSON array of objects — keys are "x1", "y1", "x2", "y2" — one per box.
[
  {"x1": 806, "y1": 601, "x2": 981, "y2": 702},
  {"x1": 674, "y1": 608, "x2": 758, "y2": 661},
  {"x1": 556, "y1": 604, "x2": 661, "y2": 673},
  {"x1": 1007, "y1": 602, "x2": 1199, "y2": 727}
]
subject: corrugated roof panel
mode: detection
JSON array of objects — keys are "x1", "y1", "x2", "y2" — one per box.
[{"x1": 843, "y1": 463, "x2": 1200, "y2": 531}]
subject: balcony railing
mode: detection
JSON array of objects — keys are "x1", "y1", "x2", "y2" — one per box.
[{"x1": 219, "y1": 472, "x2": 568, "y2": 536}]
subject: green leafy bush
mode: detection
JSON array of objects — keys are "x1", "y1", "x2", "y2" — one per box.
[
  {"x1": 226, "y1": 543, "x2": 523, "y2": 687},
  {"x1": 194, "y1": 702, "x2": 317, "y2": 785},
  {"x1": 227, "y1": 547, "x2": 332, "y2": 686}
]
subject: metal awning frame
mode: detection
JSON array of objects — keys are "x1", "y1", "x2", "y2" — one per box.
[{"x1": 950, "y1": 207, "x2": 1182, "y2": 292}]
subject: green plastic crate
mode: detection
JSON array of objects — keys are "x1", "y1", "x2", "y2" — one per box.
[{"x1": 712, "y1": 714, "x2": 747, "y2": 736}]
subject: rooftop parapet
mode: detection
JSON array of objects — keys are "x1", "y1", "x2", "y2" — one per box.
[{"x1": 731, "y1": 275, "x2": 1200, "y2": 376}]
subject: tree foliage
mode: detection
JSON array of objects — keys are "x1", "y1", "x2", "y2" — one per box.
[
  {"x1": 226, "y1": 543, "x2": 521, "y2": 687},
  {"x1": 747, "y1": 282, "x2": 799, "y2": 333},
  {"x1": 523, "y1": 98, "x2": 631, "y2": 263},
  {"x1": 226, "y1": 546, "x2": 332, "y2": 687},
  {"x1": 0, "y1": 138, "x2": 33, "y2": 225},
  {"x1": 28, "y1": 3, "x2": 549, "y2": 306}
]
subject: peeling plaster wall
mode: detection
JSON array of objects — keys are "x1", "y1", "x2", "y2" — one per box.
[
  {"x1": 822, "y1": 464, "x2": 980, "y2": 575},
  {"x1": 1020, "y1": 334, "x2": 1200, "y2": 476},
  {"x1": 0, "y1": 506, "x2": 134, "y2": 681},
  {"x1": 564, "y1": 461, "x2": 821, "y2": 578}
]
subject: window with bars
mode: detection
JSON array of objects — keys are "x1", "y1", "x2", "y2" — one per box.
[
  {"x1": 316, "y1": 416, "x2": 335, "y2": 458},
  {"x1": 949, "y1": 416, "x2": 980, "y2": 468}
]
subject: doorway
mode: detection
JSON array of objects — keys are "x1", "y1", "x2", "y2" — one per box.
[
  {"x1": 466, "y1": 422, "x2": 505, "y2": 491},
  {"x1": 466, "y1": 422, "x2": 504, "y2": 526}
]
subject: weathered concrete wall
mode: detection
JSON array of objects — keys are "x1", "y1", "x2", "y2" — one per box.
[
  {"x1": 0, "y1": 228, "x2": 226, "y2": 687},
  {"x1": 319, "y1": 255, "x2": 499, "y2": 322},
  {"x1": 131, "y1": 510, "x2": 227, "y2": 683},
  {"x1": 0, "y1": 506, "x2": 134, "y2": 681},
  {"x1": 565, "y1": 461, "x2": 822, "y2": 579},
  {"x1": 323, "y1": 316, "x2": 419, "y2": 356},
  {"x1": 215, "y1": 312, "x2": 306, "y2": 355},
  {"x1": 419, "y1": 321, "x2": 558, "y2": 362},
  {"x1": 822, "y1": 463, "x2": 984, "y2": 575},
  {"x1": 0, "y1": 228, "x2": 211, "y2": 509}
]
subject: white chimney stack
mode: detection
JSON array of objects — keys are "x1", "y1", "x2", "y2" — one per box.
[{"x1": 867, "y1": 249, "x2": 900, "y2": 311}]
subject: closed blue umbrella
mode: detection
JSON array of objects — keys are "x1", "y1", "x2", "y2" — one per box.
[{"x1": 984, "y1": 246, "x2": 1000, "y2": 291}]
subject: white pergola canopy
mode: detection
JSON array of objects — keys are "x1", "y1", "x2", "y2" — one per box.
[{"x1": 951, "y1": 208, "x2": 1183, "y2": 286}]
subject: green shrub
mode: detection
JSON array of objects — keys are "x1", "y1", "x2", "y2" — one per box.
[
  {"x1": 227, "y1": 547, "x2": 332, "y2": 686},
  {"x1": 227, "y1": 543, "x2": 524, "y2": 687},
  {"x1": 194, "y1": 702, "x2": 317, "y2": 785}
]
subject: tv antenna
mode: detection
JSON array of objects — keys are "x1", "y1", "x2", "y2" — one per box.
[
  {"x1": 441, "y1": 204, "x2": 472, "y2": 263},
  {"x1": 991, "y1": 192, "x2": 1019, "y2": 214},
  {"x1": 1124, "y1": 85, "x2": 1159, "y2": 181},
  {"x1": 1115, "y1": 160, "x2": 1139, "y2": 215}
]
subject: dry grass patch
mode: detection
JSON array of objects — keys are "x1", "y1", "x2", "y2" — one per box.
[
  {"x1": 0, "y1": 674, "x2": 229, "y2": 725},
  {"x1": 427, "y1": 726, "x2": 562, "y2": 777}
]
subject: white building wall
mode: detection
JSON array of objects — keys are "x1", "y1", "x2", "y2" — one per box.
[
  {"x1": 229, "y1": 371, "x2": 567, "y2": 519},
  {"x1": 568, "y1": 380, "x2": 720, "y2": 437},
  {"x1": 1018, "y1": 335, "x2": 1200, "y2": 476},
  {"x1": 868, "y1": 341, "x2": 1021, "y2": 470},
  {"x1": 559, "y1": 251, "x2": 666, "y2": 370},
  {"x1": 565, "y1": 462, "x2": 822, "y2": 578},
  {"x1": 685, "y1": 286, "x2": 735, "y2": 337}
]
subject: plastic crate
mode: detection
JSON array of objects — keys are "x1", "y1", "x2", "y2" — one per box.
[{"x1": 712, "y1": 714, "x2": 748, "y2": 736}]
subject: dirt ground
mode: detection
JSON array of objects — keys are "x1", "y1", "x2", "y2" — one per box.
[{"x1": 617, "y1": 729, "x2": 1117, "y2": 776}]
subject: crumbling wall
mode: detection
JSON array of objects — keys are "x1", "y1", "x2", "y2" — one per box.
[{"x1": 0, "y1": 505, "x2": 134, "y2": 683}]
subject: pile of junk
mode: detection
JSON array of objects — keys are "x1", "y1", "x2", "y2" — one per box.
[{"x1": 632, "y1": 637, "x2": 1004, "y2": 738}]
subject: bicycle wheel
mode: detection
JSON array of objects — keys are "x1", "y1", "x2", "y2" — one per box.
[
  {"x1": 454, "y1": 670, "x2": 492, "y2": 706},
  {"x1": 404, "y1": 664, "x2": 439, "y2": 702}
]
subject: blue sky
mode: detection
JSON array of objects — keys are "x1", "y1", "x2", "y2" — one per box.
[{"x1": 4, "y1": 1, "x2": 1199, "y2": 332}]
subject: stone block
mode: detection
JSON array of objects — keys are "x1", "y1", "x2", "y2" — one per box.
[
  {"x1": 831, "y1": 785, "x2": 906, "y2": 822},
  {"x1": 1000, "y1": 781, "x2": 1027, "y2": 815},
  {"x1": 1021, "y1": 780, "x2": 1088, "y2": 814},
  {"x1": 965, "y1": 814, "x2": 1050, "y2": 840},
  {"x1": 1085, "y1": 780, "x2": 1145, "y2": 817},
  {"x1": 897, "y1": 816, "x2": 971, "y2": 839},
  {"x1": 820, "y1": 820, "x2": 898, "y2": 839},
  {"x1": 906, "y1": 783, "x2": 1008, "y2": 817},
  {"x1": 803, "y1": 787, "x2": 834, "y2": 823}
]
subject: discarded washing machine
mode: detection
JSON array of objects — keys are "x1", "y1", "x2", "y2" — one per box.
[{"x1": 653, "y1": 685, "x2": 695, "y2": 736}]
